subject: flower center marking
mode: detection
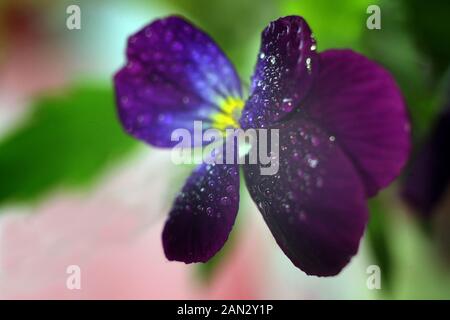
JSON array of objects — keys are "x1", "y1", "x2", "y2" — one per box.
[{"x1": 210, "y1": 96, "x2": 244, "y2": 131}]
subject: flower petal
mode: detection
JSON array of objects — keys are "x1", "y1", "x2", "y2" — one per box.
[
  {"x1": 162, "y1": 161, "x2": 240, "y2": 263},
  {"x1": 240, "y1": 16, "x2": 318, "y2": 129},
  {"x1": 305, "y1": 49, "x2": 411, "y2": 196},
  {"x1": 243, "y1": 118, "x2": 368, "y2": 276},
  {"x1": 114, "y1": 16, "x2": 242, "y2": 147},
  {"x1": 402, "y1": 108, "x2": 450, "y2": 216}
]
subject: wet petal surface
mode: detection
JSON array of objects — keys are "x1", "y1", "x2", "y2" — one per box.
[
  {"x1": 240, "y1": 16, "x2": 318, "y2": 129},
  {"x1": 162, "y1": 160, "x2": 240, "y2": 263},
  {"x1": 243, "y1": 118, "x2": 368, "y2": 276}
]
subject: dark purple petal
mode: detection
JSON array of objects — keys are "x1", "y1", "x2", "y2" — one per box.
[
  {"x1": 162, "y1": 160, "x2": 240, "y2": 263},
  {"x1": 305, "y1": 49, "x2": 411, "y2": 197},
  {"x1": 114, "y1": 16, "x2": 242, "y2": 147},
  {"x1": 402, "y1": 108, "x2": 450, "y2": 216},
  {"x1": 240, "y1": 16, "x2": 318, "y2": 129},
  {"x1": 244, "y1": 118, "x2": 368, "y2": 276}
]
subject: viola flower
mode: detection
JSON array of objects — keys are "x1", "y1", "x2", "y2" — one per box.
[{"x1": 114, "y1": 15, "x2": 410, "y2": 276}]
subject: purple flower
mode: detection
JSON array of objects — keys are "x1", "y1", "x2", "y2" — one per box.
[{"x1": 114, "y1": 15, "x2": 410, "y2": 276}]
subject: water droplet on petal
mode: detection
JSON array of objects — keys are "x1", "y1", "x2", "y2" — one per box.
[
  {"x1": 281, "y1": 98, "x2": 294, "y2": 112},
  {"x1": 307, "y1": 155, "x2": 319, "y2": 168},
  {"x1": 220, "y1": 196, "x2": 230, "y2": 206},
  {"x1": 270, "y1": 56, "x2": 276, "y2": 65},
  {"x1": 305, "y1": 57, "x2": 312, "y2": 74}
]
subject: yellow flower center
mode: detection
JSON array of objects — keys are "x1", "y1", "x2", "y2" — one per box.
[{"x1": 210, "y1": 96, "x2": 244, "y2": 131}]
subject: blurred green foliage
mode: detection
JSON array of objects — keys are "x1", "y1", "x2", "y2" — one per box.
[
  {"x1": 0, "y1": 86, "x2": 137, "y2": 206},
  {"x1": 404, "y1": 0, "x2": 450, "y2": 79},
  {"x1": 367, "y1": 196, "x2": 394, "y2": 293},
  {"x1": 280, "y1": 0, "x2": 376, "y2": 52}
]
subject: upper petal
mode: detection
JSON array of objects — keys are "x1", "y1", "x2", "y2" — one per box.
[
  {"x1": 162, "y1": 159, "x2": 240, "y2": 263},
  {"x1": 243, "y1": 118, "x2": 368, "y2": 276},
  {"x1": 305, "y1": 49, "x2": 411, "y2": 196},
  {"x1": 240, "y1": 16, "x2": 318, "y2": 129},
  {"x1": 114, "y1": 16, "x2": 242, "y2": 147}
]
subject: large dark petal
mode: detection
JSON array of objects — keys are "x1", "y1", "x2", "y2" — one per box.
[
  {"x1": 114, "y1": 16, "x2": 242, "y2": 147},
  {"x1": 240, "y1": 16, "x2": 318, "y2": 129},
  {"x1": 244, "y1": 118, "x2": 368, "y2": 276},
  {"x1": 402, "y1": 108, "x2": 450, "y2": 216},
  {"x1": 162, "y1": 159, "x2": 240, "y2": 263},
  {"x1": 305, "y1": 49, "x2": 411, "y2": 196}
]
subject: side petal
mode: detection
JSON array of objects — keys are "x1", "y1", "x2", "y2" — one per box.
[
  {"x1": 162, "y1": 161, "x2": 240, "y2": 263},
  {"x1": 240, "y1": 16, "x2": 318, "y2": 129},
  {"x1": 114, "y1": 16, "x2": 242, "y2": 147},
  {"x1": 243, "y1": 118, "x2": 368, "y2": 276},
  {"x1": 305, "y1": 49, "x2": 411, "y2": 196}
]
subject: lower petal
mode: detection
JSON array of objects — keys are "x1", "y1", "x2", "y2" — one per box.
[
  {"x1": 162, "y1": 161, "x2": 240, "y2": 263},
  {"x1": 243, "y1": 118, "x2": 368, "y2": 276}
]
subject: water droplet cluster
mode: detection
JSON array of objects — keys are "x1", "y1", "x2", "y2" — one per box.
[
  {"x1": 241, "y1": 16, "x2": 318, "y2": 129},
  {"x1": 244, "y1": 119, "x2": 337, "y2": 228},
  {"x1": 169, "y1": 162, "x2": 239, "y2": 220}
]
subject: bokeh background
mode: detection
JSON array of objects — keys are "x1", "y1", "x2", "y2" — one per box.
[{"x1": 0, "y1": 0, "x2": 450, "y2": 299}]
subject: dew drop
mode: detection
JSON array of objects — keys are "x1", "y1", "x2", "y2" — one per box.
[
  {"x1": 220, "y1": 196, "x2": 230, "y2": 206},
  {"x1": 281, "y1": 98, "x2": 294, "y2": 112},
  {"x1": 307, "y1": 155, "x2": 319, "y2": 168},
  {"x1": 305, "y1": 57, "x2": 312, "y2": 74},
  {"x1": 282, "y1": 203, "x2": 291, "y2": 212}
]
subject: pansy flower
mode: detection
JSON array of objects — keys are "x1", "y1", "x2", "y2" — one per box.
[{"x1": 114, "y1": 16, "x2": 410, "y2": 276}]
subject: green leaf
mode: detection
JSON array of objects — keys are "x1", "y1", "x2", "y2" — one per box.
[
  {"x1": 403, "y1": 0, "x2": 450, "y2": 79},
  {"x1": 0, "y1": 85, "x2": 137, "y2": 206}
]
